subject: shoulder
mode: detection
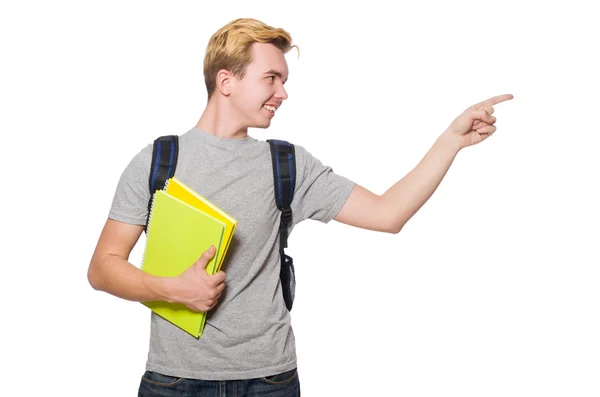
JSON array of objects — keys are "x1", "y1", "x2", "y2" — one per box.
[
  {"x1": 290, "y1": 143, "x2": 329, "y2": 170},
  {"x1": 115, "y1": 139, "x2": 155, "y2": 185},
  {"x1": 126, "y1": 141, "x2": 154, "y2": 171}
]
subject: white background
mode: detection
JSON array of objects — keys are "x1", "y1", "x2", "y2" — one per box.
[{"x1": 1, "y1": 0, "x2": 599, "y2": 396}]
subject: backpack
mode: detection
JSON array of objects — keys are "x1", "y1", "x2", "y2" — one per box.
[{"x1": 146, "y1": 135, "x2": 297, "y2": 311}]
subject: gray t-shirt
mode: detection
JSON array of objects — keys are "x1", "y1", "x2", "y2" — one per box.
[{"x1": 108, "y1": 128, "x2": 355, "y2": 380}]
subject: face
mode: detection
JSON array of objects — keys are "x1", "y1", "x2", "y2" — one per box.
[{"x1": 228, "y1": 42, "x2": 289, "y2": 129}]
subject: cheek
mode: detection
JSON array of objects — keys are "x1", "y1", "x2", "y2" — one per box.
[{"x1": 234, "y1": 81, "x2": 272, "y2": 110}]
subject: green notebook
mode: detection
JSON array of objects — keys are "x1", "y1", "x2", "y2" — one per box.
[{"x1": 141, "y1": 189, "x2": 226, "y2": 338}]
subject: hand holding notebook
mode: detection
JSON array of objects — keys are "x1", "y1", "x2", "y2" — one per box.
[
  {"x1": 165, "y1": 245, "x2": 226, "y2": 313},
  {"x1": 141, "y1": 178, "x2": 237, "y2": 338}
]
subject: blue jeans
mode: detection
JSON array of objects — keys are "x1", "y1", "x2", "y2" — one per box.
[{"x1": 138, "y1": 368, "x2": 300, "y2": 397}]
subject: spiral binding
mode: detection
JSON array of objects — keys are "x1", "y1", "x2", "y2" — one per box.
[{"x1": 141, "y1": 178, "x2": 172, "y2": 269}]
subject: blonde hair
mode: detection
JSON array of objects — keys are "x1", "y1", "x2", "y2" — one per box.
[{"x1": 203, "y1": 18, "x2": 297, "y2": 98}]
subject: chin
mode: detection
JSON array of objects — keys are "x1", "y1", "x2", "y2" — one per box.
[{"x1": 252, "y1": 120, "x2": 272, "y2": 129}]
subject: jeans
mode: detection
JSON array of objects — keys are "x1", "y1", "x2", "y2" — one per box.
[{"x1": 138, "y1": 368, "x2": 300, "y2": 397}]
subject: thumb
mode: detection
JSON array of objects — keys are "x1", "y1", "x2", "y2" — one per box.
[{"x1": 194, "y1": 245, "x2": 216, "y2": 271}]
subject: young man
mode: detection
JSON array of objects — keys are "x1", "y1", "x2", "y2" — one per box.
[{"x1": 88, "y1": 17, "x2": 512, "y2": 397}]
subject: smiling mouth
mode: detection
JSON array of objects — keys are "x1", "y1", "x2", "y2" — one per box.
[{"x1": 263, "y1": 104, "x2": 277, "y2": 113}]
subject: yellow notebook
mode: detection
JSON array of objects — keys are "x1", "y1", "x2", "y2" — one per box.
[
  {"x1": 141, "y1": 189, "x2": 225, "y2": 338},
  {"x1": 165, "y1": 177, "x2": 238, "y2": 274}
]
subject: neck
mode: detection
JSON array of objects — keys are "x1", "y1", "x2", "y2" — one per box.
[{"x1": 195, "y1": 97, "x2": 249, "y2": 139}]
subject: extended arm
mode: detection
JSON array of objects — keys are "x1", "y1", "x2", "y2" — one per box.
[
  {"x1": 335, "y1": 94, "x2": 513, "y2": 233},
  {"x1": 335, "y1": 134, "x2": 460, "y2": 233}
]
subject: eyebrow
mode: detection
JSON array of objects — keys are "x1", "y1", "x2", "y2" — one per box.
[{"x1": 264, "y1": 69, "x2": 288, "y2": 83}]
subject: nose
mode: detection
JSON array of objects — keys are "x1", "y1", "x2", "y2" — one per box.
[{"x1": 275, "y1": 83, "x2": 288, "y2": 101}]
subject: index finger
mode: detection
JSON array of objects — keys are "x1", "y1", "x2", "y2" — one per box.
[
  {"x1": 209, "y1": 270, "x2": 226, "y2": 284},
  {"x1": 476, "y1": 94, "x2": 514, "y2": 109}
]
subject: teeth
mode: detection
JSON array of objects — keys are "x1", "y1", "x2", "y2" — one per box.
[{"x1": 264, "y1": 105, "x2": 276, "y2": 112}]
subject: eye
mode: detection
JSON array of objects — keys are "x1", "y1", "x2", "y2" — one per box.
[{"x1": 267, "y1": 76, "x2": 275, "y2": 82}]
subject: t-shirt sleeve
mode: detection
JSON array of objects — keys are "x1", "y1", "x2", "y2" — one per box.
[
  {"x1": 108, "y1": 145, "x2": 152, "y2": 225},
  {"x1": 291, "y1": 145, "x2": 356, "y2": 225}
]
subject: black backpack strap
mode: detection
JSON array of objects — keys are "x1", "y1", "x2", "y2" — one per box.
[
  {"x1": 146, "y1": 135, "x2": 179, "y2": 231},
  {"x1": 268, "y1": 139, "x2": 296, "y2": 311},
  {"x1": 268, "y1": 139, "x2": 296, "y2": 248}
]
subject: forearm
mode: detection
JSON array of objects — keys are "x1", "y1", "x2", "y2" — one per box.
[
  {"x1": 382, "y1": 131, "x2": 461, "y2": 230},
  {"x1": 88, "y1": 254, "x2": 173, "y2": 303}
]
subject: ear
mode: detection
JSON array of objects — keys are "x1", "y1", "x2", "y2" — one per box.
[{"x1": 216, "y1": 69, "x2": 234, "y2": 96}]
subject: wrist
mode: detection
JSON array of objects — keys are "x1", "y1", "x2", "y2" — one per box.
[
  {"x1": 438, "y1": 129, "x2": 464, "y2": 154},
  {"x1": 145, "y1": 274, "x2": 177, "y2": 303}
]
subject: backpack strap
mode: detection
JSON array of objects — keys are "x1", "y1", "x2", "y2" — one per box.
[
  {"x1": 267, "y1": 139, "x2": 296, "y2": 249},
  {"x1": 268, "y1": 139, "x2": 297, "y2": 311},
  {"x1": 146, "y1": 135, "x2": 179, "y2": 231}
]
